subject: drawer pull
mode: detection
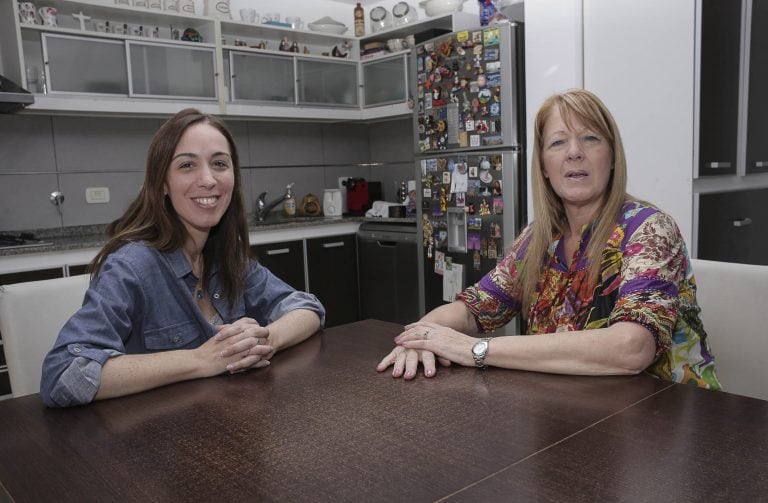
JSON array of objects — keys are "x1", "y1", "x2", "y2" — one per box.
[
  {"x1": 266, "y1": 248, "x2": 290, "y2": 256},
  {"x1": 732, "y1": 218, "x2": 752, "y2": 227},
  {"x1": 754, "y1": 161, "x2": 768, "y2": 168},
  {"x1": 322, "y1": 241, "x2": 345, "y2": 249},
  {"x1": 704, "y1": 161, "x2": 732, "y2": 169}
]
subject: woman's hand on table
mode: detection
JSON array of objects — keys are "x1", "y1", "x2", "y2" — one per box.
[
  {"x1": 198, "y1": 317, "x2": 274, "y2": 374},
  {"x1": 377, "y1": 321, "x2": 463, "y2": 379},
  {"x1": 394, "y1": 321, "x2": 478, "y2": 367}
]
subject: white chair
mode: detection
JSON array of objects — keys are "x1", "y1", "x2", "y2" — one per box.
[
  {"x1": 0, "y1": 274, "x2": 89, "y2": 398},
  {"x1": 691, "y1": 259, "x2": 768, "y2": 401}
]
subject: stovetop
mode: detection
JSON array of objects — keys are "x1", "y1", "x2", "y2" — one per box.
[{"x1": 0, "y1": 233, "x2": 53, "y2": 250}]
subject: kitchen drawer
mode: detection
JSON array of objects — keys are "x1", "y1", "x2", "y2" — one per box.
[
  {"x1": 698, "y1": 188, "x2": 768, "y2": 265},
  {"x1": 251, "y1": 240, "x2": 306, "y2": 292}
]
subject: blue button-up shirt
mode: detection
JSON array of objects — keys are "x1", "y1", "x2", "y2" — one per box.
[{"x1": 40, "y1": 242, "x2": 325, "y2": 407}]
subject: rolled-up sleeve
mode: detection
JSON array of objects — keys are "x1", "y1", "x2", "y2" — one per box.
[
  {"x1": 40, "y1": 257, "x2": 143, "y2": 407},
  {"x1": 609, "y1": 212, "x2": 685, "y2": 355},
  {"x1": 457, "y1": 225, "x2": 531, "y2": 332},
  {"x1": 244, "y1": 262, "x2": 326, "y2": 328}
]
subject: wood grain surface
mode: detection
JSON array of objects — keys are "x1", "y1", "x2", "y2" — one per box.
[{"x1": 0, "y1": 320, "x2": 763, "y2": 502}]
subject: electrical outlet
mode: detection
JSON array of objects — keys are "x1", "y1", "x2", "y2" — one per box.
[{"x1": 85, "y1": 187, "x2": 110, "y2": 204}]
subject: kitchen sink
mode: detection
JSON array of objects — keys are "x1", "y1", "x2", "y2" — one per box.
[{"x1": 250, "y1": 216, "x2": 333, "y2": 226}]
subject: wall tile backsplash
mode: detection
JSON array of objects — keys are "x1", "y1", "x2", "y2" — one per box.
[{"x1": 0, "y1": 114, "x2": 414, "y2": 232}]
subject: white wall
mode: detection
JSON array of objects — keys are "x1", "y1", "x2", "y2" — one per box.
[
  {"x1": 584, "y1": 0, "x2": 696, "y2": 245},
  {"x1": 524, "y1": 0, "x2": 696, "y2": 245},
  {"x1": 523, "y1": 0, "x2": 584, "y2": 221}
]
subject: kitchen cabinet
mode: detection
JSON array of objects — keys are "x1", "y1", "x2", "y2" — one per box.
[
  {"x1": 229, "y1": 51, "x2": 295, "y2": 103},
  {"x1": 127, "y1": 41, "x2": 217, "y2": 99},
  {"x1": 361, "y1": 53, "x2": 408, "y2": 108},
  {"x1": 0, "y1": 267, "x2": 66, "y2": 399},
  {"x1": 297, "y1": 59, "x2": 358, "y2": 107},
  {"x1": 42, "y1": 34, "x2": 129, "y2": 95},
  {"x1": 696, "y1": 0, "x2": 768, "y2": 177},
  {"x1": 306, "y1": 234, "x2": 359, "y2": 328},
  {"x1": 697, "y1": 0, "x2": 740, "y2": 176},
  {"x1": 746, "y1": 0, "x2": 768, "y2": 174},
  {"x1": 251, "y1": 240, "x2": 306, "y2": 292},
  {"x1": 697, "y1": 188, "x2": 768, "y2": 265}
]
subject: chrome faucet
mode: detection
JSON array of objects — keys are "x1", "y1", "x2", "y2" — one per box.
[{"x1": 256, "y1": 183, "x2": 294, "y2": 221}]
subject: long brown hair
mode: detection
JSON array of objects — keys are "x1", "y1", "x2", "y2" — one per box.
[
  {"x1": 521, "y1": 89, "x2": 630, "y2": 313},
  {"x1": 90, "y1": 108, "x2": 251, "y2": 305}
]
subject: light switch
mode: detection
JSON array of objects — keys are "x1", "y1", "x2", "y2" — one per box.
[{"x1": 85, "y1": 187, "x2": 110, "y2": 204}]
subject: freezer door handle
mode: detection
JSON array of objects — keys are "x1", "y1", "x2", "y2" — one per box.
[
  {"x1": 704, "y1": 161, "x2": 733, "y2": 169},
  {"x1": 266, "y1": 248, "x2": 291, "y2": 256},
  {"x1": 732, "y1": 217, "x2": 752, "y2": 227}
]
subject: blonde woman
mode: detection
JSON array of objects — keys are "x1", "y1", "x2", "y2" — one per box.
[{"x1": 378, "y1": 89, "x2": 719, "y2": 389}]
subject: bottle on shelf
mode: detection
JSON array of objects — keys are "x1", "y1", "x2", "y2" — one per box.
[
  {"x1": 354, "y1": 2, "x2": 365, "y2": 37},
  {"x1": 283, "y1": 183, "x2": 296, "y2": 217}
]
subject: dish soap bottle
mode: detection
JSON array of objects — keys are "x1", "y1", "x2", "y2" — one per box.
[
  {"x1": 354, "y1": 2, "x2": 365, "y2": 36},
  {"x1": 283, "y1": 183, "x2": 296, "y2": 217}
]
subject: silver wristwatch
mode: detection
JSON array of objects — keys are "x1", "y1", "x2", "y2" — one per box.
[{"x1": 472, "y1": 337, "x2": 491, "y2": 368}]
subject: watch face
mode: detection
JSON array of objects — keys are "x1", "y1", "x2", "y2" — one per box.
[{"x1": 472, "y1": 340, "x2": 487, "y2": 356}]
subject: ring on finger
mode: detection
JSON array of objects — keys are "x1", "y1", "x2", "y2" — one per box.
[{"x1": 423, "y1": 330, "x2": 430, "y2": 340}]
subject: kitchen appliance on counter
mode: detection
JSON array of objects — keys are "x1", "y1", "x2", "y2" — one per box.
[
  {"x1": 357, "y1": 222, "x2": 419, "y2": 324},
  {"x1": 342, "y1": 178, "x2": 382, "y2": 216},
  {"x1": 322, "y1": 189, "x2": 343, "y2": 217},
  {"x1": 412, "y1": 22, "x2": 525, "y2": 331}
]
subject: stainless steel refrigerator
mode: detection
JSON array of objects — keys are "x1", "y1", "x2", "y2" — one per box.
[{"x1": 411, "y1": 22, "x2": 526, "y2": 322}]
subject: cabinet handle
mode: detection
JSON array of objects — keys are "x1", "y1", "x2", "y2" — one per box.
[
  {"x1": 754, "y1": 161, "x2": 768, "y2": 168},
  {"x1": 322, "y1": 241, "x2": 345, "y2": 249},
  {"x1": 377, "y1": 240, "x2": 398, "y2": 247},
  {"x1": 266, "y1": 248, "x2": 290, "y2": 255},
  {"x1": 704, "y1": 161, "x2": 732, "y2": 169},
  {"x1": 732, "y1": 218, "x2": 752, "y2": 227}
]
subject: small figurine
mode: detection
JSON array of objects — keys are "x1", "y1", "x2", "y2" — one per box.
[
  {"x1": 290, "y1": 41, "x2": 299, "y2": 53},
  {"x1": 303, "y1": 46, "x2": 310, "y2": 54},
  {"x1": 331, "y1": 41, "x2": 352, "y2": 58},
  {"x1": 279, "y1": 36, "x2": 291, "y2": 52},
  {"x1": 422, "y1": 215, "x2": 433, "y2": 248}
]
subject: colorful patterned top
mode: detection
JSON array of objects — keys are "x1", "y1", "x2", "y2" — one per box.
[{"x1": 458, "y1": 201, "x2": 720, "y2": 389}]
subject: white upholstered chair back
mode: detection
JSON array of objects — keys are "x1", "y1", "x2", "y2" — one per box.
[
  {"x1": 0, "y1": 274, "x2": 89, "y2": 398},
  {"x1": 691, "y1": 259, "x2": 768, "y2": 401}
]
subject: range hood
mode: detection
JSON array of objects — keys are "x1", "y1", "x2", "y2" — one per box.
[{"x1": 0, "y1": 74, "x2": 34, "y2": 113}]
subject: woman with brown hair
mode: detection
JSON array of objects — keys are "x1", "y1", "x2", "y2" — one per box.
[
  {"x1": 41, "y1": 108, "x2": 324, "y2": 407},
  {"x1": 378, "y1": 89, "x2": 719, "y2": 389}
]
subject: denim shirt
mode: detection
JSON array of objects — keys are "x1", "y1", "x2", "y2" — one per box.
[{"x1": 40, "y1": 242, "x2": 325, "y2": 407}]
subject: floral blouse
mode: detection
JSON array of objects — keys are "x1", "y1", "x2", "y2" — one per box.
[{"x1": 458, "y1": 201, "x2": 720, "y2": 389}]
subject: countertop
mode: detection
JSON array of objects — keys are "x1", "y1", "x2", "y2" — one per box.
[{"x1": 0, "y1": 216, "x2": 416, "y2": 258}]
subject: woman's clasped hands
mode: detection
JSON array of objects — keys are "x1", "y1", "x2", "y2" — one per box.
[
  {"x1": 376, "y1": 321, "x2": 477, "y2": 379},
  {"x1": 199, "y1": 317, "x2": 274, "y2": 375}
]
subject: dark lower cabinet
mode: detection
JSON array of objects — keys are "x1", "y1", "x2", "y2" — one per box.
[
  {"x1": 698, "y1": 188, "x2": 768, "y2": 265},
  {"x1": 0, "y1": 267, "x2": 65, "y2": 397},
  {"x1": 251, "y1": 240, "x2": 306, "y2": 292},
  {"x1": 306, "y1": 234, "x2": 359, "y2": 328}
]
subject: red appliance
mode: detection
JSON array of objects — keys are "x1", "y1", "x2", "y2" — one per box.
[{"x1": 344, "y1": 178, "x2": 369, "y2": 215}]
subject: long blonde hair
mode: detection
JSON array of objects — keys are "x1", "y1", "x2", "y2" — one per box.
[{"x1": 521, "y1": 89, "x2": 630, "y2": 314}]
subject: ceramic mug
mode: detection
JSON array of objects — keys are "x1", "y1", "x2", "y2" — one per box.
[
  {"x1": 239, "y1": 8, "x2": 257, "y2": 23},
  {"x1": 18, "y1": 2, "x2": 37, "y2": 24},
  {"x1": 38, "y1": 6, "x2": 57, "y2": 26}
]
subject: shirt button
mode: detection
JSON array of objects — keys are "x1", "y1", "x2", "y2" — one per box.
[
  {"x1": 213, "y1": 293, "x2": 220, "y2": 299},
  {"x1": 73, "y1": 347, "x2": 81, "y2": 353},
  {"x1": 172, "y1": 336, "x2": 181, "y2": 343}
]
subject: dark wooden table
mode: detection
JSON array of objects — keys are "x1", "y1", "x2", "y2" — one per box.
[{"x1": 0, "y1": 320, "x2": 766, "y2": 502}]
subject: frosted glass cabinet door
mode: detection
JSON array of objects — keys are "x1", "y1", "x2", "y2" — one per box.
[
  {"x1": 128, "y1": 42, "x2": 217, "y2": 99},
  {"x1": 362, "y1": 55, "x2": 407, "y2": 107},
  {"x1": 229, "y1": 52, "x2": 294, "y2": 103},
  {"x1": 296, "y1": 59, "x2": 358, "y2": 107},
  {"x1": 42, "y1": 34, "x2": 128, "y2": 95}
]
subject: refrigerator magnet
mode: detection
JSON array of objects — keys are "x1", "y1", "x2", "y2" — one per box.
[
  {"x1": 470, "y1": 135, "x2": 481, "y2": 147},
  {"x1": 442, "y1": 171, "x2": 451, "y2": 184},
  {"x1": 469, "y1": 165, "x2": 478, "y2": 178},
  {"x1": 483, "y1": 27, "x2": 500, "y2": 46},
  {"x1": 480, "y1": 168, "x2": 492, "y2": 184},
  {"x1": 493, "y1": 180, "x2": 502, "y2": 195},
  {"x1": 493, "y1": 198, "x2": 504, "y2": 215},
  {"x1": 479, "y1": 199, "x2": 491, "y2": 215}
]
